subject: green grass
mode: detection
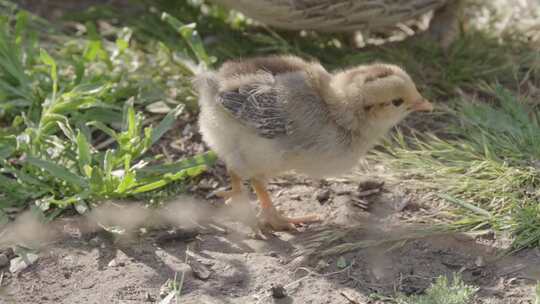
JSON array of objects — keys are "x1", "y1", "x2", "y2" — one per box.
[
  {"x1": 375, "y1": 83, "x2": 540, "y2": 250},
  {"x1": 394, "y1": 274, "x2": 478, "y2": 304},
  {"x1": 0, "y1": 1, "x2": 216, "y2": 221}
]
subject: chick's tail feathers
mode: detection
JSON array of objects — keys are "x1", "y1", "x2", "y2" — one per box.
[{"x1": 193, "y1": 71, "x2": 220, "y2": 100}]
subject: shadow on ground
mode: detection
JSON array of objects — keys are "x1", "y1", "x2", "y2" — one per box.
[{"x1": 2, "y1": 178, "x2": 539, "y2": 304}]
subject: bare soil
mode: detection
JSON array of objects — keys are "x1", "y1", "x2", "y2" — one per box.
[{"x1": 1, "y1": 168, "x2": 539, "y2": 304}]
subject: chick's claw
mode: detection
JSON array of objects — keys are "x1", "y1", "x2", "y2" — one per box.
[
  {"x1": 287, "y1": 214, "x2": 320, "y2": 224},
  {"x1": 258, "y1": 207, "x2": 297, "y2": 232},
  {"x1": 258, "y1": 207, "x2": 320, "y2": 232},
  {"x1": 214, "y1": 189, "x2": 238, "y2": 199},
  {"x1": 212, "y1": 171, "x2": 243, "y2": 203}
]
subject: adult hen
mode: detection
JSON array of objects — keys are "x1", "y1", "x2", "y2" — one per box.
[{"x1": 194, "y1": 55, "x2": 432, "y2": 231}]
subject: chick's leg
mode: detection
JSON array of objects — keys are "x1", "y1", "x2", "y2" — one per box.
[
  {"x1": 251, "y1": 179, "x2": 320, "y2": 231},
  {"x1": 215, "y1": 171, "x2": 242, "y2": 201}
]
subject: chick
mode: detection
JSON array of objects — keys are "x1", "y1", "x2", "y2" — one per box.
[{"x1": 194, "y1": 55, "x2": 432, "y2": 231}]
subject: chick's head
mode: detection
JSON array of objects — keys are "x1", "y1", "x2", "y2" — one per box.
[{"x1": 337, "y1": 64, "x2": 433, "y2": 131}]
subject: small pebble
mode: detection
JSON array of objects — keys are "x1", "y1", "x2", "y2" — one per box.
[
  {"x1": 267, "y1": 251, "x2": 279, "y2": 258},
  {"x1": 475, "y1": 256, "x2": 485, "y2": 267},
  {"x1": 270, "y1": 284, "x2": 287, "y2": 299},
  {"x1": 108, "y1": 259, "x2": 120, "y2": 268},
  {"x1": 144, "y1": 292, "x2": 154, "y2": 302},
  {"x1": 63, "y1": 223, "x2": 82, "y2": 238},
  {"x1": 89, "y1": 236, "x2": 102, "y2": 246},
  {"x1": 0, "y1": 248, "x2": 15, "y2": 259},
  {"x1": 289, "y1": 194, "x2": 301, "y2": 200},
  {"x1": 155, "y1": 228, "x2": 200, "y2": 244},
  {"x1": 189, "y1": 259, "x2": 211, "y2": 280},
  {"x1": 358, "y1": 180, "x2": 384, "y2": 192},
  {"x1": 315, "y1": 189, "x2": 331, "y2": 204},
  {"x1": 0, "y1": 253, "x2": 9, "y2": 267},
  {"x1": 315, "y1": 259, "x2": 329, "y2": 271},
  {"x1": 9, "y1": 253, "x2": 39, "y2": 273}
]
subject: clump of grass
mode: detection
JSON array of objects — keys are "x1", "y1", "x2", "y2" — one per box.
[
  {"x1": 0, "y1": 4, "x2": 216, "y2": 221},
  {"x1": 375, "y1": 84, "x2": 540, "y2": 250},
  {"x1": 395, "y1": 274, "x2": 477, "y2": 304},
  {"x1": 295, "y1": 224, "x2": 447, "y2": 258}
]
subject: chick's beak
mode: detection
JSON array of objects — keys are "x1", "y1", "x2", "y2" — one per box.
[{"x1": 411, "y1": 99, "x2": 433, "y2": 112}]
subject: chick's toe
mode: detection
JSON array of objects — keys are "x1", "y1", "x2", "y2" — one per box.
[{"x1": 258, "y1": 207, "x2": 321, "y2": 232}]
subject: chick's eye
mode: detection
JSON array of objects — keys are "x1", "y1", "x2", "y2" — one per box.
[{"x1": 392, "y1": 98, "x2": 404, "y2": 107}]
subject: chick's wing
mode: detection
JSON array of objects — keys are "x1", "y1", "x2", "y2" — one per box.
[{"x1": 217, "y1": 83, "x2": 291, "y2": 139}]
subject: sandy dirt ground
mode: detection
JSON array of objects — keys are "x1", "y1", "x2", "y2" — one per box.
[{"x1": 1, "y1": 166, "x2": 540, "y2": 304}]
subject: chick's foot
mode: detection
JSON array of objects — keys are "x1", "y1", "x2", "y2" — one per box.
[
  {"x1": 215, "y1": 189, "x2": 239, "y2": 199},
  {"x1": 258, "y1": 207, "x2": 320, "y2": 232},
  {"x1": 214, "y1": 170, "x2": 243, "y2": 205}
]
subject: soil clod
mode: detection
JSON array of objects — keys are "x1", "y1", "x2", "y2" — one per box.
[
  {"x1": 189, "y1": 259, "x2": 211, "y2": 280},
  {"x1": 144, "y1": 292, "x2": 154, "y2": 302},
  {"x1": 270, "y1": 284, "x2": 287, "y2": 299},
  {"x1": 0, "y1": 254, "x2": 9, "y2": 268},
  {"x1": 155, "y1": 228, "x2": 200, "y2": 244},
  {"x1": 0, "y1": 248, "x2": 15, "y2": 259},
  {"x1": 267, "y1": 251, "x2": 279, "y2": 258},
  {"x1": 315, "y1": 189, "x2": 331, "y2": 204},
  {"x1": 9, "y1": 253, "x2": 39, "y2": 273},
  {"x1": 357, "y1": 180, "x2": 385, "y2": 192}
]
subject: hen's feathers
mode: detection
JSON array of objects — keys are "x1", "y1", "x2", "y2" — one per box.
[{"x1": 217, "y1": 84, "x2": 291, "y2": 139}]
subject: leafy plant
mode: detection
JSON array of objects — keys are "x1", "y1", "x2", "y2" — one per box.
[
  {"x1": 396, "y1": 274, "x2": 477, "y2": 304},
  {"x1": 0, "y1": 3, "x2": 216, "y2": 221}
]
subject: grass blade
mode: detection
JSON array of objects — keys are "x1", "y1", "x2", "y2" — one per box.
[
  {"x1": 87, "y1": 121, "x2": 118, "y2": 140},
  {"x1": 136, "y1": 151, "x2": 216, "y2": 177},
  {"x1": 437, "y1": 194, "x2": 492, "y2": 218},
  {"x1": 161, "y1": 12, "x2": 212, "y2": 67},
  {"x1": 132, "y1": 152, "x2": 216, "y2": 194},
  {"x1": 25, "y1": 156, "x2": 88, "y2": 189},
  {"x1": 39, "y1": 48, "x2": 57, "y2": 100},
  {"x1": 76, "y1": 130, "x2": 92, "y2": 170},
  {"x1": 151, "y1": 104, "x2": 184, "y2": 145}
]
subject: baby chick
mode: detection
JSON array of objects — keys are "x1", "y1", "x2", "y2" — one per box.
[{"x1": 194, "y1": 55, "x2": 432, "y2": 231}]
